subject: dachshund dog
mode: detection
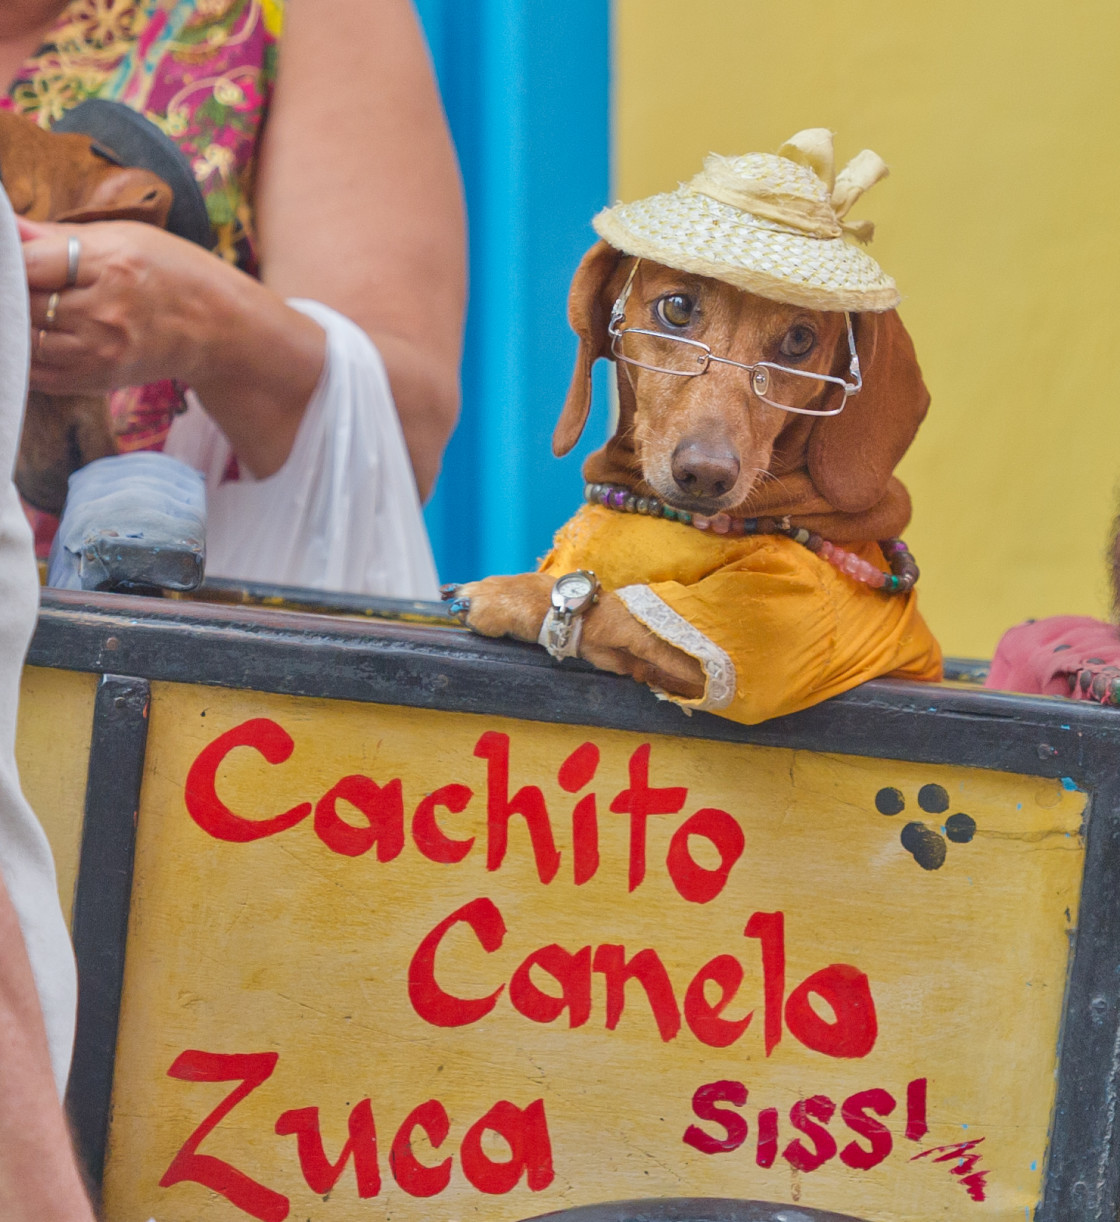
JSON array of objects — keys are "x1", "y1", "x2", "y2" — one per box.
[
  {"x1": 0, "y1": 109, "x2": 173, "y2": 513},
  {"x1": 446, "y1": 240, "x2": 941, "y2": 725}
]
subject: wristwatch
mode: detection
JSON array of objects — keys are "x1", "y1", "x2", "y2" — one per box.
[{"x1": 538, "y1": 570, "x2": 600, "y2": 661}]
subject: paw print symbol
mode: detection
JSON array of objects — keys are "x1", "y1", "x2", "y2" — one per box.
[{"x1": 874, "y1": 784, "x2": 977, "y2": 870}]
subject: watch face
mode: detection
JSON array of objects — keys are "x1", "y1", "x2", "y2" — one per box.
[{"x1": 556, "y1": 573, "x2": 593, "y2": 600}]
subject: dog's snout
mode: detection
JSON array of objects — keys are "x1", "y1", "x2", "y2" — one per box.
[{"x1": 671, "y1": 440, "x2": 740, "y2": 501}]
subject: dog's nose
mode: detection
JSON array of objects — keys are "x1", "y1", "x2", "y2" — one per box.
[{"x1": 671, "y1": 441, "x2": 740, "y2": 501}]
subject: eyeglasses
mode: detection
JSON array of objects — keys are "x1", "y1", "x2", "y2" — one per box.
[{"x1": 607, "y1": 261, "x2": 862, "y2": 417}]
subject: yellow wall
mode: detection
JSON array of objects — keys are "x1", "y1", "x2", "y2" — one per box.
[{"x1": 614, "y1": 0, "x2": 1120, "y2": 658}]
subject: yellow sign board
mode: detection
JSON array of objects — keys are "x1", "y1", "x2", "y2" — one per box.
[
  {"x1": 15, "y1": 666, "x2": 97, "y2": 924},
  {"x1": 97, "y1": 681, "x2": 1083, "y2": 1222}
]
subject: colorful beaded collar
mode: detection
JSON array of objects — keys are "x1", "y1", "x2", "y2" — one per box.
[{"x1": 585, "y1": 481, "x2": 920, "y2": 595}]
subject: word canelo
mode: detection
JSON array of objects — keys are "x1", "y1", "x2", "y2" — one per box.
[
  {"x1": 186, "y1": 719, "x2": 750, "y2": 900},
  {"x1": 410, "y1": 901, "x2": 877, "y2": 1058},
  {"x1": 160, "y1": 1050, "x2": 553, "y2": 1222}
]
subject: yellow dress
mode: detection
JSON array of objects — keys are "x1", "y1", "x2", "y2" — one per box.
[{"x1": 540, "y1": 504, "x2": 942, "y2": 726}]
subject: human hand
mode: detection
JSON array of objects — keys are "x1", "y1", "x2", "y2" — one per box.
[
  {"x1": 19, "y1": 215, "x2": 226, "y2": 396},
  {"x1": 19, "y1": 216, "x2": 325, "y2": 476}
]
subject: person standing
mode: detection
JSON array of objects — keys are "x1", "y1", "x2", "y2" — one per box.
[
  {"x1": 0, "y1": 176, "x2": 94, "y2": 1220},
  {"x1": 4, "y1": 0, "x2": 466, "y2": 595}
]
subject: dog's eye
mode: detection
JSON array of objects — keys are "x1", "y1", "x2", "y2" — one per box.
[
  {"x1": 655, "y1": 294, "x2": 695, "y2": 329},
  {"x1": 780, "y1": 324, "x2": 817, "y2": 360}
]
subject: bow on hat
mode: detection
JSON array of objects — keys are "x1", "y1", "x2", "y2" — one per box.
[{"x1": 689, "y1": 127, "x2": 889, "y2": 243}]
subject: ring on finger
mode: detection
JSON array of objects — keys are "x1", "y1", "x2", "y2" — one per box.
[
  {"x1": 44, "y1": 290, "x2": 60, "y2": 329},
  {"x1": 36, "y1": 328, "x2": 48, "y2": 357},
  {"x1": 64, "y1": 235, "x2": 81, "y2": 288}
]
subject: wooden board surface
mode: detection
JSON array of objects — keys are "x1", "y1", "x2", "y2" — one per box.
[
  {"x1": 97, "y1": 681, "x2": 1085, "y2": 1222},
  {"x1": 15, "y1": 666, "x2": 97, "y2": 924}
]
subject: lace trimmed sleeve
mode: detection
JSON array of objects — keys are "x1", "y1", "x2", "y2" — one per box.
[{"x1": 616, "y1": 583, "x2": 737, "y2": 713}]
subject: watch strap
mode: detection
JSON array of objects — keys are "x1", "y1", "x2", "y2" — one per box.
[{"x1": 538, "y1": 608, "x2": 585, "y2": 661}]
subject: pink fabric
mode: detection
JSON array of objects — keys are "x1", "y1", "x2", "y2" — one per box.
[{"x1": 985, "y1": 615, "x2": 1120, "y2": 699}]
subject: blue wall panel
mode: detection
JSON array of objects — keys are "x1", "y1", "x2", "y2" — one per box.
[{"x1": 414, "y1": 1, "x2": 612, "y2": 582}]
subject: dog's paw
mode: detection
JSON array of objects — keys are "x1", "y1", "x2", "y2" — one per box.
[
  {"x1": 443, "y1": 573, "x2": 554, "y2": 644},
  {"x1": 1067, "y1": 662, "x2": 1120, "y2": 705},
  {"x1": 874, "y1": 782, "x2": 977, "y2": 871},
  {"x1": 439, "y1": 583, "x2": 471, "y2": 623}
]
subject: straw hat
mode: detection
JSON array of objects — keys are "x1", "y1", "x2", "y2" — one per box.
[{"x1": 593, "y1": 129, "x2": 900, "y2": 313}]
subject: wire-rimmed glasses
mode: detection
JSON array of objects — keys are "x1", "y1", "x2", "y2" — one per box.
[{"x1": 607, "y1": 261, "x2": 862, "y2": 417}]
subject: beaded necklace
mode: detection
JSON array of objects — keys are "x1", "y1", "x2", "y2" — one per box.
[{"x1": 585, "y1": 481, "x2": 920, "y2": 595}]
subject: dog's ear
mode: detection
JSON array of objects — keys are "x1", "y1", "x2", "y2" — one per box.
[
  {"x1": 807, "y1": 308, "x2": 929, "y2": 513},
  {"x1": 553, "y1": 240, "x2": 625, "y2": 457},
  {"x1": 55, "y1": 167, "x2": 173, "y2": 227}
]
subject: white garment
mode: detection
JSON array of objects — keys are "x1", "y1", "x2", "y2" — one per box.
[
  {"x1": 165, "y1": 299, "x2": 439, "y2": 598},
  {"x1": 0, "y1": 186, "x2": 78, "y2": 1095}
]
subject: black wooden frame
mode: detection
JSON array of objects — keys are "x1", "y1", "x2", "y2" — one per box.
[
  {"x1": 29, "y1": 588, "x2": 1120, "y2": 1222},
  {"x1": 63, "y1": 672, "x2": 149, "y2": 1197}
]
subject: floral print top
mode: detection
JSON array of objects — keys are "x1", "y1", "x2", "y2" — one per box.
[{"x1": 4, "y1": 0, "x2": 284, "y2": 546}]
